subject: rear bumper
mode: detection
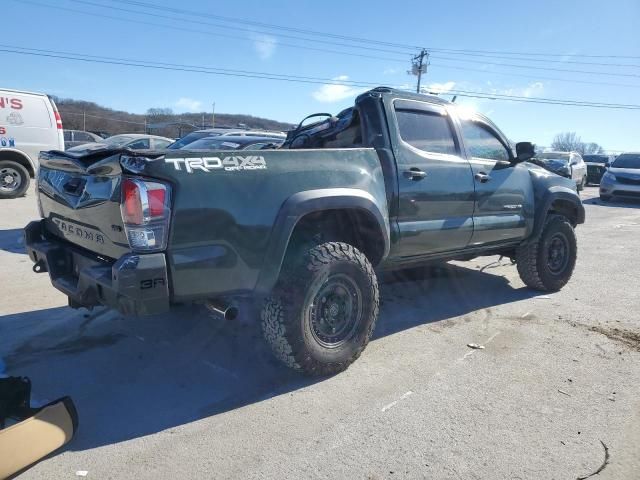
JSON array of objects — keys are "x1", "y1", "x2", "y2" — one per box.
[{"x1": 25, "y1": 220, "x2": 170, "y2": 315}]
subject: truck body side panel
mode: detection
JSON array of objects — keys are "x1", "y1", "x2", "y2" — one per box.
[{"x1": 142, "y1": 148, "x2": 388, "y2": 300}]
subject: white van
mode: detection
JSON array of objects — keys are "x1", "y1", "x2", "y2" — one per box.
[{"x1": 0, "y1": 88, "x2": 64, "y2": 198}]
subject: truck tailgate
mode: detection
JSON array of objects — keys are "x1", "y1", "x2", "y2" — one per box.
[{"x1": 37, "y1": 149, "x2": 136, "y2": 259}]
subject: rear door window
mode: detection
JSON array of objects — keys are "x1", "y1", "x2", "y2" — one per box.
[
  {"x1": 127, "y1": 138, "x2": 150, "y2": 149},
  {"x1": 395, "y1": 109, "x2": 458, "y2": 155}
]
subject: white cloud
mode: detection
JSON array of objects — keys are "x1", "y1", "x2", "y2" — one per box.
[
  {"x1": 522, "y1": 81, "x2": 544, "y2": 98},
  {"x1": 312, "y1": 75, "x2": 366, "y2": 103},
  {"x1": 383, "y1": 68, "x2": 398, "y2": 75},
  {"x1": 174, "y1": 97, "x2": 202, "y2": 112},
  {"x1": 491, "y1": 81, "x2": 544, "y2": 98},
  {"x1": 252, "y1": 34, "x2": 277, "y2": 60},
  {"x1": 422, "y1": 81, "x2": 456, "y2": 94}
]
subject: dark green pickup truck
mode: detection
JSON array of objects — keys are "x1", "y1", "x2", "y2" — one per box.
[{"x1": 25, "y1": 87, "x2": 584, "y2": 375}]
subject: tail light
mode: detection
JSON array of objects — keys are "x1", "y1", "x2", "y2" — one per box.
[
  {"x1": 54, "y1": 111, "x2": 63, "y2": 129},
  {"x1": 120, "y1": 178, "x2": 171, "y2": 252}
]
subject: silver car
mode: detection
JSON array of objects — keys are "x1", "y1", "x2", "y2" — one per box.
[{"x1": 599, "y1": 152, "x2": 640, "y2": 201}]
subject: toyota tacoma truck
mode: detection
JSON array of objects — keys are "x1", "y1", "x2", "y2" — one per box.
[{"x1": 25, "y1": 87, "x2": 585, "y2": 376}]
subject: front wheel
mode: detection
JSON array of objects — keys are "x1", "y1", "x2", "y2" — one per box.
[
  {"x1": 577, "y1": 176, "x2": 586, "y2": 192},
  {"x1": 0, "y1": 160, "x2": 30, "y2": 199},
  {"x1": 599, "y1": 194, "x2": 611, "y2": 202},
  {"x1": 516, "y1": 214, "x2": 577, "y2": 292},
  {"x1": 261, "y1": 242, "x2": 379, "y2": 376}
]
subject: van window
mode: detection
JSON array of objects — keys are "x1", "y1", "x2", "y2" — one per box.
[{"x1": 0, "y1": 95, "x2": 52, "y2": 129}]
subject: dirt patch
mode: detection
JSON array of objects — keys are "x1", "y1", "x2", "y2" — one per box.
[{"x1": 589, "y1": 325, "x2": 640, "y2": 352}]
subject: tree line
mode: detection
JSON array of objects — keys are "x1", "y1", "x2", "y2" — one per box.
[
  {"x1": 550, "y1": 132, "x2": 605, "y2": 155},
  {"x1": 53, "y1": 97, "x2": 293, "y2": 138}
]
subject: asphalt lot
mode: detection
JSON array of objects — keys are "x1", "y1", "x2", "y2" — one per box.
[{"x1": 1, "y1": 186, "x2": 639, "y2": 480}]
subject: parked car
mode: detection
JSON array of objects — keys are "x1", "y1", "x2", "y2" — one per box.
[
  {"x1": 599, "y1": 152, "x2": 640, "y2": 201},
  {"x1": 88, "y1": 130, "x2": 111, "y2": 139},
  {"x1": 584, "y1": 154, "x2": 616, "y2": 185},
  {"x1": 68, "y1": 134, "x2": 174, "y2": 151},
  {"x1": 533, "y1": 151, "x2": 587, "y2": 191},
  {"x1": 181, "y1": 135, "x2": 283, "y2": 151},
  {"x1": 63, "y1": 129, "x2": 103, "y2": 149},
  {"x1": 0, "y1": 88, "x2": 64, "y2": 198},
  {"x1": 167, "y1": 128, "x2": 286, "y2": 150},
  {"x1": 26, "y1": 87, "x2": 584, "y2": 376}
]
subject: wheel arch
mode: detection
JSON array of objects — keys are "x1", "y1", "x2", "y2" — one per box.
[
  {"x1": 254, "y1": 188, "x2": 390, "y2": 295},
  {"x1": 0, "y1": 149, "x2": 36, "y2": 177},
  {"x1": 531, "y1": 187, "x2": 585, "y2": 240}
]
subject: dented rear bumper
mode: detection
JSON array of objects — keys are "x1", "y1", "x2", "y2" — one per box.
[{"x1": 24, "y1": 220, "x2": 170, "y2": 315}]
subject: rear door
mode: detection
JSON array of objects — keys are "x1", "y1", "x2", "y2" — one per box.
[
  {"x1": 459, "y1": 116, "x2": 531, "y2": 246},
  {"x1": 386, "y1": 98, "x2": 475, "y2": 259}
]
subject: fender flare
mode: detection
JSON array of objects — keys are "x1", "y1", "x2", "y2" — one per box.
[
  {"x1": 254, "y1": 188, "x2": 390, "y2": 295},
  {"x1": 530, "y1": 186, "x2": 585, "y2": 240}
]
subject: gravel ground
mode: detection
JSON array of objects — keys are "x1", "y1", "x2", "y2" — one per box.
[{"x1": 1, "y1": 186, "x2": 638, "y2": 479}]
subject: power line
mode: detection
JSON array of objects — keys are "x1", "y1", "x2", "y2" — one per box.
[
  {"x1": 106, "y1": 0, "x2": 640, "y2": 61},
  {"x1": 431, "y1": 56, "x2": 640, "y2": 79},
  {"x1": 16, "y1": 0, "x2": 408, "y2": 64},
  {"x1": 2, "y1": 46, "x2": 640, "y2": 110},
  {"x1": 22, "y1": 0, "x2": 640, "y2": 75},
  {"x1": 17, "y1": 0, "x2": 640, "y2": 86},
  {"x1": 67, "y1": 0, "x2": 411, "y2": 57}
]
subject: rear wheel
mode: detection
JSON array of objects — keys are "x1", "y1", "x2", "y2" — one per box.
[
  {"x1": 577, "y1": 176, "x2": 586, "y2": 192},
  {"x1": 516, "y1": 214, "x2": 577, "y2": 292},
  {"x1": 261, "y1": 242, "x2": 379, "y2": 376},
  {"x1": 0, "y1": 160, "x2": 30, "y2": 199}
]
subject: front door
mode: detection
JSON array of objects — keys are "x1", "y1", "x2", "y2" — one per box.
[
  {"x1": 388, "y1": 98, "x2": 476, "y2": 260},
  {"x1": 459, "y1": 116, "x2": 532, "y2": 246}
]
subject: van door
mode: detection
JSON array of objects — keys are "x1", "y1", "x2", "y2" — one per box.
[{"x1": 386, "y1": 98, "x2": 475, "y2": 260}]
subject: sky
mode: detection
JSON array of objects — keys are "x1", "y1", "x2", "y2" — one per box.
[{"x1": 3, "y1": 0, "x2": 640, "y2": 152}]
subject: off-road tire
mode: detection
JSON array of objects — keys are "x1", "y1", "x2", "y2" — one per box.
[
  {"x1": 599, "y1": 194, "x2": 611, "y2": 202},
  {"x1": 516, "y1": 214, "x2": 577, "y2": 292},
  {"x1": 577, "y1": 176, "x2": 586, "y2": 192},
  {"x1": 261, "y1": 242, "x2": 379, "y2": 376},
  {"x1": 0, "y1": 160, "x2": 30, "y2": 199}
]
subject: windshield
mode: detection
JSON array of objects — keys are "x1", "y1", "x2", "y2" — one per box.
[
  {"x1": 536, "y1": 152, "x2": 570, "y2": 162},
  {"x1": 612, "y1": 153, "x2": 640, "y2": 169},
  {"x1": 583, "y1": 155, "x2": 609, "y2": 164},
  {"x1": 167, "y1": 132, "x2": 219, "y2": 149},
  {"x1": 103, "y1": 135, "x2": 136, "y2": 147}
]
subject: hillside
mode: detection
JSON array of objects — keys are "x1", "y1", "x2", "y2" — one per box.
[{"x1": 53, "y1": 97, "x2": 294, "y2": 138}]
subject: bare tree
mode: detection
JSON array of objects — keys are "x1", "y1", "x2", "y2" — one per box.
[
  {"x1": 550, "y1": 132, "x2": 604, "y2": 155},
  {"x1": 551, "y1": 132, "x2": 583, "y2": 152},
  {"x1": 582, "y1": 142, "x2": 605, "y2": 155}
]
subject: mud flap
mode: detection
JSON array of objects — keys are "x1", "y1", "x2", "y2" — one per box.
[{"x1": 0, "y1": 377, "x2": 78, "y2": 479}]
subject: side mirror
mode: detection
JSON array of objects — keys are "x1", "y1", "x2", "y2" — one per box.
[{"x1": 515, "y1": 142, "x2": 535, "y2": 163}]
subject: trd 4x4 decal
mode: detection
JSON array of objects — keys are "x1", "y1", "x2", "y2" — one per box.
[{"x1": 165, "y1": 155, "x2": 267, "y2": 173}]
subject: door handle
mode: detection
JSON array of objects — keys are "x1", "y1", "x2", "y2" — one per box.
[
  {"x1": 404, "y1": 168, "x2": 427, "y2": 180},
  {"x1": 475, "y1": 172, "x2": 491, "y2": 183}
]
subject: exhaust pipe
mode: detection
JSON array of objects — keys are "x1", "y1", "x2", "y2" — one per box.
[{"x1": 205, "y1": 300, "x2": 239, "y2": 321}]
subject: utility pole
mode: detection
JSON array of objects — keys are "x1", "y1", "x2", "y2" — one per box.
[
  {"x1": 211, "y1": 102, "x2": 215, "y2": 128},
  {"x1": 408, "y1": 49, "x2": 429, "y2": 94}
]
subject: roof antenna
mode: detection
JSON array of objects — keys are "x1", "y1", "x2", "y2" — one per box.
[{"x1": 451, "y1": 95, "x2": 457, "y2": 103}]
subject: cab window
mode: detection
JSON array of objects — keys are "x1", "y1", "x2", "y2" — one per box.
[
  {"x1": 461, "y1": 120, "x2": 510, "y2": 162},
  {"x1": 395, "y1": 109, "x2": 457, "y2": 156}
]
